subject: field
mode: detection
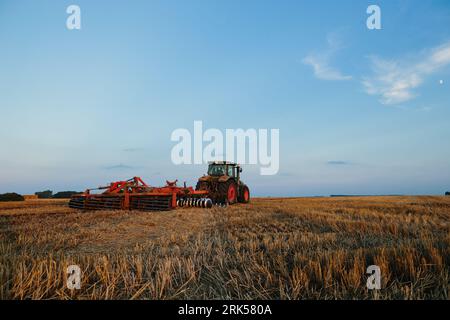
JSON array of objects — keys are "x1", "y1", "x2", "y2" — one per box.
[{"x1": 0, "y1": 196, "x2": 449, "y2": 300}]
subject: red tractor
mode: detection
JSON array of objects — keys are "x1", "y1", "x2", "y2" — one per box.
[{"x1": 196, "y1": 161, "x2": 250, "y2": 205}]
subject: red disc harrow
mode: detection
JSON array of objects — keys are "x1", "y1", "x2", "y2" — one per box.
[{"x1": 69, "y1": 177, "x2": 211, "y2": 211}]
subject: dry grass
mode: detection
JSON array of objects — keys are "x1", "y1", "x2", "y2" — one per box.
[{"x1": 0, "y1": 196, "x2": 448, "y2": 300}]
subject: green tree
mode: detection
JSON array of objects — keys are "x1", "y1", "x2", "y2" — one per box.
[
  {"x1": 0, "y1": 193, "x2": 24, "y2": 202},
  {"x1": 35, "y1": 190, "x2": 53, "y2": 199}
]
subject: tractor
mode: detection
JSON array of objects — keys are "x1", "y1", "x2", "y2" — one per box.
[{"x1": 196, "y1": 161, "x2": 250, "y2": 204}]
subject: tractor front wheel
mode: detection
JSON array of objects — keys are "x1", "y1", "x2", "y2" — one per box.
[{"x1": 238, "y1": 185, "x2": 250, "y2": 203}]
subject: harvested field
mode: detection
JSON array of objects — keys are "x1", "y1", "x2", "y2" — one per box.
[{"x1": 0, "y1": 196, "x2": 448, "y2": 299}]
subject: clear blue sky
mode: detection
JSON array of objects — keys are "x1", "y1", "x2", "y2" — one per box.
[{"x1": 0, "y1": 0, "x2": 449, "y2": 196}]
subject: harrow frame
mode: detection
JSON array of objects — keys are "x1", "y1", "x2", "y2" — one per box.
[{"x1": 69, "y1": 177, "x2": 210, "y2": 211}]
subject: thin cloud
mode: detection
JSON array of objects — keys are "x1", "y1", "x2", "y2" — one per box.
[
  {"x1": 327, "y1": 160, "x2": 351, "y2": 165},
  {"x1": 123, "y1": 148, "x2": 141, "y2": 152},
  {"x1": 104, "y1": 163, "x2": 134, "y2": 170},
  {"x1": 303, "y1": 34, "x2": 352, "y2": 81},
  {"x1": 363, "y1": 42, "x2": 450, "y2": 105},
  {"x1": 417, "y1": 106, "x2": 432, "y2": 112}
]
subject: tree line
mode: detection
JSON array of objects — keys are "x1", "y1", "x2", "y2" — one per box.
[{"x1": 0, "y1": 190, "x2": 81, "y2": 202}]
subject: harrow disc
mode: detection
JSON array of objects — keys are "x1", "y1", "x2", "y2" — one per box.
[{"x1": 176, "y1": 197, "x2": 213, "y2": 208}]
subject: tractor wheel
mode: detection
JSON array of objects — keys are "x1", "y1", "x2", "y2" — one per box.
[
  {"x1": 238, "y1": 185, "x2": 250, "y2": 203},
  {"x1": 219, "y1": 180, "x2": 237, "y2": 204}
]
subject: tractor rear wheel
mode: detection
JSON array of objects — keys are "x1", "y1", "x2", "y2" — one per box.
[{"x1": 219, "y1": 180, "x2": 237, "y2": 204}]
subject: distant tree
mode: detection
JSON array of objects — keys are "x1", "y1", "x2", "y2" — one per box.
[
  {"x1": 0, "y1": 193, "x2": 25, "y2": 202},
  {"x1": 53, "y1": 191, "x2": 80, "y2": 199},
  {"x1": 35, "y1": 190, "x2": 53, "y2": 199},
  {"x1": 446, "y1": 192, "x2": 450, "y2": 196}
]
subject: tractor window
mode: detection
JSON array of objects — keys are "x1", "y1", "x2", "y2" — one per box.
[
  {"x1": 227, "y1": 166, "x2": 235, "y2": 177},
  {"x1": 208, "y1": 165, "x2": 226, "y2": 176}
]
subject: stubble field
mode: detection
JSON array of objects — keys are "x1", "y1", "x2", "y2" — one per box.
[{"x1": 0, "y1": 196, "x2": 448, "y2": 299}]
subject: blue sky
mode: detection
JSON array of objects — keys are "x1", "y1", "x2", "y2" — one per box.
[{"x1": 0, "y1": 0, "x2": 449, "y2": 196}]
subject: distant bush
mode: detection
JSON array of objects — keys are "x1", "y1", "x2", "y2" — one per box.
[
  {"x1": 35, "y1": 190, "x2": 53, "y2": 199},
  {"x1": 0, "y1": 193, "x2": 25, "y2": 202},
  {"x1": 446, "y1": 192, "x2": 450, "y2": 196},
  {"x1": 53, "y1": 191, "x2": 81, "y2": 199}
]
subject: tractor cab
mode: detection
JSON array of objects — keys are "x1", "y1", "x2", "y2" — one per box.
[{"x1": 207, "y1": 162, "x2": 242, "y2": 178}]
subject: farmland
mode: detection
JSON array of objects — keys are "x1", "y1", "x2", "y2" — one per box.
[{"x1": 0, "y1": 196, "x2": 448, "y2": 299}]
